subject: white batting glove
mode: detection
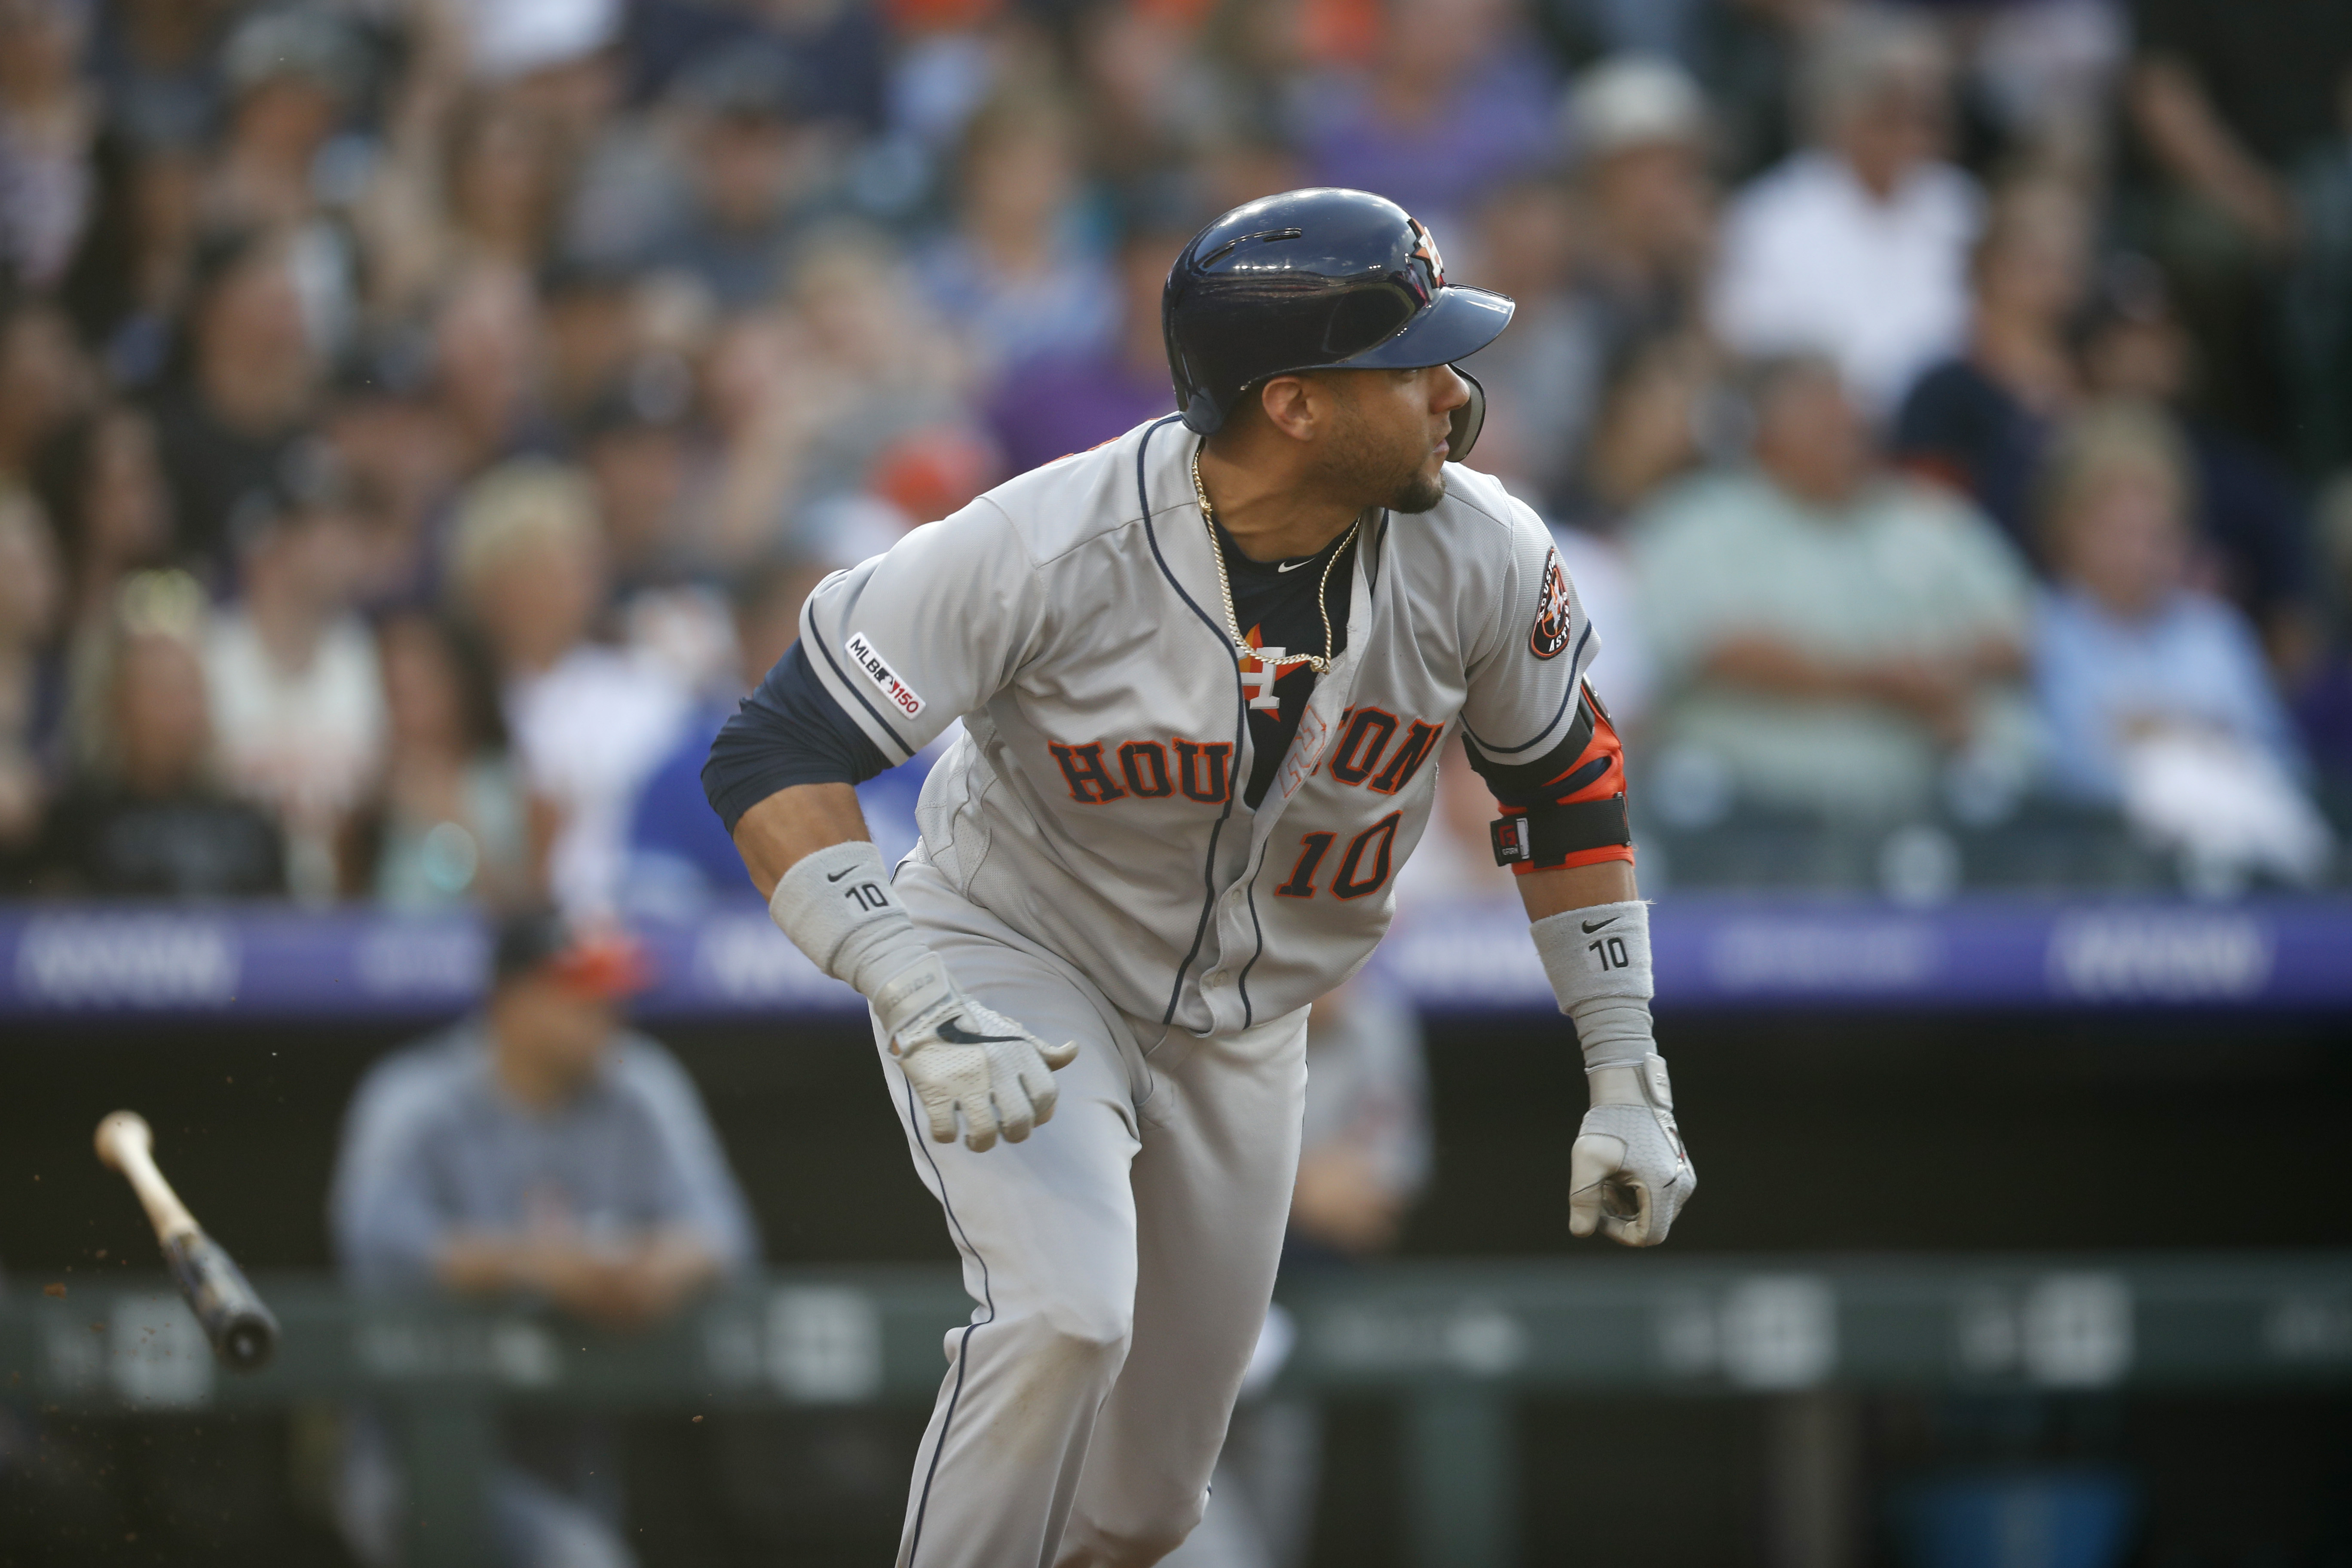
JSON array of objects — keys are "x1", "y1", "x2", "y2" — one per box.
[
  {"x1": 768, "y1": 840, "x2": 1079, "y2": 1154},
  {"x1": 871, "y1": 954, "x2": 1078, "y2": 1152},
  {"x1": 1568, "y1": 1055, "x2": 1695, "y2": 1246},
  {"x1": 1531, "y1": 900, "x2": 1697, "y2": 1247}
]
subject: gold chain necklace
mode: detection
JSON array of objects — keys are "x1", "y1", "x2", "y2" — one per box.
[{"x1": 1191, "y1": 444, "x2": 1356, "y2": 679}]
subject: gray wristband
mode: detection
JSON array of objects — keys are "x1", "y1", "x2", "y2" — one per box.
[
  {"x1": 1529, "y1": 899, "x2": 1657, "y2": 1071},
  {"x1": 768, "y1": 841, "x2": 932, "y2": 1000}
]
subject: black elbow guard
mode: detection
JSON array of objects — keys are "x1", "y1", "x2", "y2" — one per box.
[
  {"x1": 1466, "y1": 686, "x2": 1635, "y2": 870},
  {"x1": 1489, "y1": 793, "x2": 1631, "y2": 866}
]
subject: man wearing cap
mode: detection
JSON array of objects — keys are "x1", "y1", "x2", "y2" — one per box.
[
  {"x1": 704, "y1": 187, "x2": 1696, "y2": 1566},
  {"x1": 329, "y1": 910, "x2": 756, "y2": 1568}
]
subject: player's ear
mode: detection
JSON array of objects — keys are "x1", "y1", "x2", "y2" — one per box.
[{"x1": 1256, "y1": 374, "x2": 1320, "y2": 444}]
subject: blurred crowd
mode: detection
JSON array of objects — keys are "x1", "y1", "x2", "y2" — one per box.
[{"x1": 0, "y1": 0, "x2": 2349, "y2": 914}]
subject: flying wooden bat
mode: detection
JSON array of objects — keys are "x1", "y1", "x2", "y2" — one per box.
[{"x1": 94, "y1": 1111, "x2": 278, "y2": 1372}]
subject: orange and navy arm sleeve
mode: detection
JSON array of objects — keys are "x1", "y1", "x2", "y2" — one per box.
[{"x1": 1461, "y1": 683, "x2": 1635, "y2": 873}]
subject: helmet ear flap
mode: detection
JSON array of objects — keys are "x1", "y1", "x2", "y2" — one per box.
[{"x1": 1447, "y1": 367, "x2": 1486, "y2": 462}]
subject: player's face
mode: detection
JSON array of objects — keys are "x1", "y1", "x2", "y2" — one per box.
[{"x1": 1315, "y1": 364, "x2": 1465, "y2": 515}]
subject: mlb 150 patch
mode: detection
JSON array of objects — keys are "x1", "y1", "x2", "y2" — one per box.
[{"x1": 846, "y1": 631, "x2": 926, "y2": 719}]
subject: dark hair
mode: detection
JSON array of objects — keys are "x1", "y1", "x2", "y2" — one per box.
[
  {"x1": 1738, "y1": 352, "x2": 1843, "y2": 415},
  {"x1": 55, "y1": 127, "x2": 146, "y2": 352},
  {"x1": 162, "y1": 226, "x2": 280, "y2": 386},
  {"x1": 29, "y1": 404, "x2": 160, "y2": 591},
  {"x1": 29, "y1": 411, "x2": 100, "y2": 578},
  {"x1": 341, "y1": 612, "x2": 512, "y2": 898},
  {"x1": 492, "y1": 906, "x2": 571, "y2": 985},
  {"x1": 437, "y1": 614, "x2": 510, "y2": 756},
  {"x1": 382, "y1": 609, "x2": 510, "y2": 755}
]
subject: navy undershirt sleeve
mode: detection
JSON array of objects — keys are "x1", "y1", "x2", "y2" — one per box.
[{"x1": 702, "y1": 642, "x2": 896, "y2": 833}]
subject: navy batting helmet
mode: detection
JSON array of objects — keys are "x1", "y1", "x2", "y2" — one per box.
[{"x1": 1162, "y1": 188, "x2": 1514, "y2": 456}]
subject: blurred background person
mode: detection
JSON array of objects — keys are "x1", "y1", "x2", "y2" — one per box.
[
  {"x1": 33, "y1": 568, "x2": 283, "y2": 897},
  {"x1": 447, "y1": 459, "x2": 689, "y2": 918},
  {"x1": 707, "y1": 224, "x2": 976, "y2": 564},
  {"x1": 917, "y1": 90, "x2": 1115, "y2": 379},
  {"x1": 440, "y1": 92, "x2": 567, "y2": 279},
  {"x1": 0, "y1": 292, "x2": 90, "y2": 485},
  {"x1": 635, "y1": 43, "x2": 841, "y2": 313},
  {"x1": 1456, "y1": 176, "x2": 1596, "y2": 515},
  {"x1": 144, "y1": 230, "x2": 318, "y2": 574},
  {"x1": 28, "y1": 401, "x2": 171, "y2": 652},
  {"x1": 981, "y1": 201, "x2": 1188, "y2": 477},
  {"x1": 1683, "y1": 0, "x2": 1832, "y2": 187},
  {"x1": 616, "y1": 0, "x2": 888, "y2": 129},
  {"x1": 49, "y1": 121, "x2": 204, "y2": 389},
  {"x1": 427, "y1": 262, "x2": 554, "y2": 484},
  {"x1": 577, "y1": 364, "x2": 704, "y2": 600},
  {"x1": 0, "y1": 0, "x2": 97, "y2": 294},
  {"x1": 202, "y1": 464, "x2": 384, "y2": 902},
  {"x1": 82, "y1": 0, "x2": 228, "y2": 156},
  {"x1": 330, "y1": 910, "x2": 756, "y2": 1568},
  {"x1": 1538, "y1": 49, "x2": 1723, "y2": 681},
  {"x1": 321, "y1": 383, "x2": 468, "y2": 608},
  {"x1": 2034, "y1": 402, "x2": 2331, "y2": 884},
  {"x1": 1709, "y1": 7, "x2": 1979, "y2": 420},
  {"x1": 1562, "y1": 53, "x2": 1718, "y2": 385},
  {"x1": 0, "y1": 484, "x2": 61, "y2": 873},
  {"x1": 200, "y1": 6, "x2": 365, "y2": 239},
  {"x1": 1066, "y1": 0, "x2": 1227, "y2": 191},
  {"x1": 2122, "y1": 0, "x2": 2352, "y2": 462},
  {"x1": 2075, "y1": 256, "x2": 2322, "y2": 678},
  {"x1": 535, "y1": 256, "x2": 649, "y2": 435},
  {"x1": 347, "y1": 610, "x2": 539, "y2": 910},
  {"x1": 1552, "y1": 329, "x2": 1714, "y2": 544},
  {"x1": 1895, "y1": 177, "x2": 2094, "y2": 564},
  {"x1": 1633, "y1": 355, "x2": 2034, "y2": 824},
  {"x1": 1291, "y1": 0, "x2": 1554, "y2": 241}
]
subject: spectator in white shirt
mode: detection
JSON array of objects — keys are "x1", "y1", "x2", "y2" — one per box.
[
  {"x1": 205, "y1": 464, "x2": 385, "y2": 901},
  {"x1": 1709, "y1": 9, "x2": 1982, "y2": 419},
  {"x1": 447, "y1": 459, "x2": 687, "y2": 917}
]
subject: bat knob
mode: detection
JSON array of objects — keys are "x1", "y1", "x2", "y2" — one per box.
[
  {"x1": 164, "y1": 1232, "x2": 280, "y2": 1374},
  {"x1": 220, "y1": 1317, "x2": 277, "y2": 1372},
  {"x1": 94, "y1": 1110, "x2": 152, "y2": 1170}
]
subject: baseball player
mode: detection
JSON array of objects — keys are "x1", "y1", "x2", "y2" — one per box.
[{"x1": 703, "y1": 187, "x2": 1695, "y2": 1567}]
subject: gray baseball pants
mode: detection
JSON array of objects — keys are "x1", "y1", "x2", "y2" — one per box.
[{"x1": 876, "y1": 863, "x2": 1310, "y2": 1568}]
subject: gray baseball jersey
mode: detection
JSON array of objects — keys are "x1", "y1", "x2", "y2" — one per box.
[{"x1": 793, "y1": 413, "x2": 1596, "y2": 1034}]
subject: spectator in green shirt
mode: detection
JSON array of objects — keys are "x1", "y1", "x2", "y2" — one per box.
[{"x1": 1632, "y1": 355, "x2": 2036, "y2": 821}]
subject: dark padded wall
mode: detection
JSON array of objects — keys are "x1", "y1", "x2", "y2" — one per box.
[{"x1": 6, "y1": 1010, "x2": 2348, "y2": 1273}]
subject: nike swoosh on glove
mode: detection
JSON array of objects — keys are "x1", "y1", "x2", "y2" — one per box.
[
  {"x1": 1568, "y1": 1060, "x2": 1695, "y2": 1246},
  {"x1": 873, "y1": 954, "x2": 1079, "y2": 1152}
]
